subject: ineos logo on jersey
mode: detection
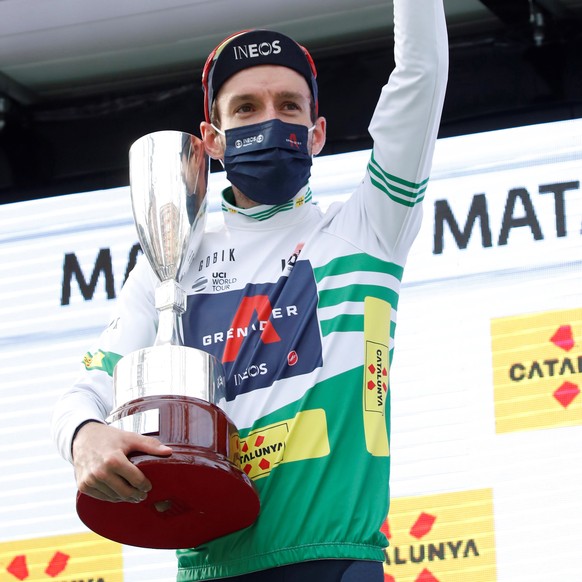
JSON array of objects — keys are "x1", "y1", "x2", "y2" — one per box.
[
  {"x1": 234, "y1": 363, "x2": 268, "y2": 386},
  {"x1": 233, "y1": 40, "x2": 282, "y2": 60}
]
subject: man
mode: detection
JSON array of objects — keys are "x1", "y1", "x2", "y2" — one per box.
[{"x1": 52, "y1": 0, "x2": 448, "y2": 579}]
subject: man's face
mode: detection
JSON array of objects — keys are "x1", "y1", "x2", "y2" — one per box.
[
  {"x1": 214, "y1": 64, "x2": 314, "y2": 132},
  {"x1": 200, "y1": 63, "x2": 327, "y2": 207}
]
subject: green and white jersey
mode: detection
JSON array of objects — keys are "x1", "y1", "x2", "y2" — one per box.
[{"x1": 52, "y1": 0, "x2": 448, "y2": 579}]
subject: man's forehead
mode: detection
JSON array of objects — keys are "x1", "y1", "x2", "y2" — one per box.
[{"x1": 218, "y1": 65, "x2": 311, "y2": 101}]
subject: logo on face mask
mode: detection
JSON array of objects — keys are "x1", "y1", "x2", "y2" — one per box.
[
  {"x1": 287, "y1": 133, "x2": 301, "y2": 149},
  {"x1": 235, "y1": 134, "x2": 264, "y2": 149},
  {"x1": 233, "y1": 40, "x2": 282, "y2": 60},
  {"x1": 222, "y1": 119, "x2": 312, "y2": 205}
]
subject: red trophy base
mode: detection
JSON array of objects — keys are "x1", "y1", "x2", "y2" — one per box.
[{"x1": 76, "y1": 396, "x2": 260, "y2": 549}]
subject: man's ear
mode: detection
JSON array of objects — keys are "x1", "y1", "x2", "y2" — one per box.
[
  {"x1": 200, "y1": 121, "x2": 224, "y2": 160},
  {"x1": 311, "y1": 116, "x2": 327, "y2": 156}
]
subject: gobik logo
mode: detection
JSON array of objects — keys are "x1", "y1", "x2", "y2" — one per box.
[
  {"x1": 383, "y1": 489, "x2": 497, "y2": 581},
  {"x1": 184, "y1": 261, "x2": 322, "y2": 401},
  {"x1": 491, "y1": 307, "x2": 582, "y2": 434},
  {"x1": 1, "y1": 532, "x2": 123, "y2": 581}
]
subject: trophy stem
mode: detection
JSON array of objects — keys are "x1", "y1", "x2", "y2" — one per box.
[
  {"x1": 154, "y1": 279, "x2": 187, "y2": 347},
  {"x1": 155, "y1": 308, "x2": 184, "y2": 347}
]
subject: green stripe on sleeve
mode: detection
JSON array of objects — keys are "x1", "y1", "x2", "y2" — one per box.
[
  {"x1": 318, "y1": 284, "x2": 399, "y2": 310},
  {"x1": 314, "y1": 253, "x2": 404, "y2": 283},
  {"x1": 320, "y1": 315, "x2": 397, "y2": 338},
  {"x1": 368, "y1": 150, "x2": 429, "y2": 207}
]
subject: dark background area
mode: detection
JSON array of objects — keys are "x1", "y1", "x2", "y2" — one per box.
[{"x1": 1, "y1": 0, "x2": 581, "y2": 205}]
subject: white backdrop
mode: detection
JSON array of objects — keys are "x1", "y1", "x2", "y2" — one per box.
[{"x1": 0, "y1": 118, "x2": 581, "y2": 582}]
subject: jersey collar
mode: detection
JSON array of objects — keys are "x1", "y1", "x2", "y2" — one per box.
[{"x1": 221, "y1": 185, "x2": 313, "y2": 223}]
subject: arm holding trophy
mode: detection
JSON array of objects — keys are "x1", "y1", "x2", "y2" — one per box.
[{"x1": 53, "y1": 131, "x2": 259, "y2": 549}]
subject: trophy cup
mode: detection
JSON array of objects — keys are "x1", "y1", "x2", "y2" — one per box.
[{"x1": 76, "y1": 131, "x2": 260, "y2": 549}]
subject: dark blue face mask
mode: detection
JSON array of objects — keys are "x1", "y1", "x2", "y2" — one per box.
[{"x1": 215, "y1": 119, "x2": 314, "y2": 206}]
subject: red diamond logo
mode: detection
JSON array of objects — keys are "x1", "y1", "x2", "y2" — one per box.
[
  {"x1": 243, "y1": 464, "x2": 252, "y2": 474},
  {"x1": 416, "y1": 569, "x2": 440, "y2": 582},
  {"x1": 382, "y1": 382, "x2": 387, "y2": 392},
  {"x1": 554, "y1": 382, "x2": 580, "y2": 408},
  {"x1": 368, "y1": 380, "x2": 375, "y2": 390},
  {"x1": 383, "y1": 367, "x2": 388, "y2": 376},
  {"x1": 551, "y1": 325, "x2": 574, "y2": 351},
  {"x1": 368, "y1": 364, "x2": 376, "y2": 374},
  {"x1": 241, "y1": 442, "x2": 249, "y2": 453},
  {"x1": 259, "y1": 458, "x2": 270, "y2": 470},
  {"x1": 7, "y1": 555, "x2": 28, "y2": 581},
  {"x1": 409, "y1": 512, "x2": 436, "y2": 539},
  {"x1": 6, "y1": 551, "x2": 71, "y2": 581},
  {"x1": 254, "y1": 435, "x2": 265, "y2": 447},
  {"x1": 380, "y1": 518, "x2": 392, "y2": 540},
  {"x1": 45, "y1": 551, "x2": 69, "y2": 577}
]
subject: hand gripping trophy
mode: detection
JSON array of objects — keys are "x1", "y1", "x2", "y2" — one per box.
[{"x1": 76, "y1": 131, "x2": 260, "y2": 549}]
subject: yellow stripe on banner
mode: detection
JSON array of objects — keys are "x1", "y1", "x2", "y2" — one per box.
[
  {"x1": 0, "y1": 532, "x2": 123, "y2": 581},
  {"x1": 491, "y1": 307, "x2": 582, "y2": 433},
  {"x1": 363, "y1": 296, "x2": 391, "y2": 456},
  {"x1": 384, "y1": 489, "x2": 497, "y2": 581}
]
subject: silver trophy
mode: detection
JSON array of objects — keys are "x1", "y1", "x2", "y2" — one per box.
[{"x1": 76, "y1": 131, "x2": 260, "y2": 549}]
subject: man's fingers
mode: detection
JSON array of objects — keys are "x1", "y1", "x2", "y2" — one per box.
[
  {"x1": 72, "y1": 422, "x2": 174, "y2": 503},
  {"x1": 79, "y1": 482, "x2": 123, "y2": 503},
  {"x1": 123, "y1": 433, "x2": 173, "y2": 458},
  {"x1": 118, "y1": 433, "x2": 172, "y2": 492},
  {"x1": 80, "y1": 461, "x2": 149, "y2": 502},
  {"x1": 114, "y1": 456, "x2": 154, "y2": 494}
]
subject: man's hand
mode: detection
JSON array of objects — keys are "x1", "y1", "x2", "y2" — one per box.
[{"x1": 72, "y1": 421, "x2": 172, "y2": 503}]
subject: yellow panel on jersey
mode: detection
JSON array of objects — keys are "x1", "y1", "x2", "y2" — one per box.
[{"x1": 363, "y1": 296, "x2": 391, "y2": 456}]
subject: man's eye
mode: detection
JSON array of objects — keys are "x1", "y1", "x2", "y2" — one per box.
[
  {"x1": 235, "y1": 104, "x2": 254, "y2": 114},
  {"x1": 283, "y1": 102, "x2": 300, "y2": 110}
]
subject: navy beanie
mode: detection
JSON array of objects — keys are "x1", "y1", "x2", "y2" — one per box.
[{"x1": 202, "y1": 29, "x2": 318, "y2": 122}]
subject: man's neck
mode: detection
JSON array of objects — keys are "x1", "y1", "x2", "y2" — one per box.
[{"x1": 231, "y1": 185, "x2": 261, "y2": 209}]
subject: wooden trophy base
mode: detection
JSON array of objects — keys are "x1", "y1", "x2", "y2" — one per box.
[{"x1": 76, "y1": 396, "x2": 260, "y2": 549}]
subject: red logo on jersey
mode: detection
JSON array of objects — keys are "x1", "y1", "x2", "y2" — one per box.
[{"x1": 222, "y1": 295, "x2": 282, "y2": 363}]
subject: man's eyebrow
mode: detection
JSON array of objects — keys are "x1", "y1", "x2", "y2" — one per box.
[
  {"x1": 275, "y1": 90, "x2": 308, "y2": 101},
  {"x1": 227, "y1": 93, "x2": 256, "y2": 104},
  {"x1": 225, "y1": 90, "x2": 308, "y2": 105}
]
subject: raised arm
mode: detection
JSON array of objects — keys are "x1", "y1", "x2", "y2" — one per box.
[{"x1": 335, "y1": 0, "x2": 448, "y2": 262}]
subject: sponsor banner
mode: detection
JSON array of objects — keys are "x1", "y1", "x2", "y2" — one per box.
[
  {"x1": 406, "y1": 119, "x2": 582, "y2": 284},
  {"x1": 491, "y1": 307, "x2": 582, "y2": 434},
  {"x1": 1, "y1": 119, "x2": 581, "y2": 580},
  {"x1": 237, "y1": 409, "x2": 329, "y2": 480},
  {"x1": 0, "y1": 532, "x2": 122, "y2": 581},
  {"x1": 383, "y1": 489, "x2": 497, "y2": 582}
]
